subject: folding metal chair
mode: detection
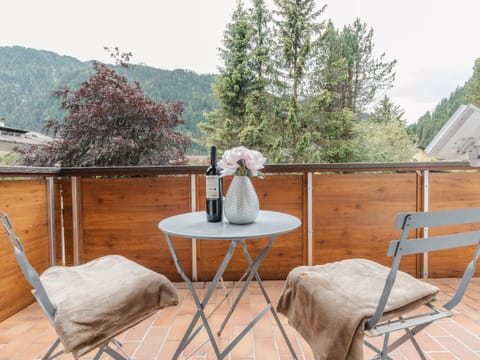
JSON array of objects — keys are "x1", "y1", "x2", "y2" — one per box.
[
  {"x1": 364, "y1": 208, "x2": 480, "y2": 359},
  {"x1": 1, "y1": 212, "x2": 178, "y2": 359},
  {"x1": 278, "y1": 208, "x2": 480, "y2": 360}
]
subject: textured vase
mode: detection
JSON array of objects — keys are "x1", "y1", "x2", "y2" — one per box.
[{"x1": 224, "y1": 176, "x2": 259, "y2": 224}]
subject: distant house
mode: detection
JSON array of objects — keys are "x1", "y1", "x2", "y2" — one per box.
[
  {"x1": 0, "y1": 117, "x2": 52, "y2": 153},
  {"x1": 425, "y1": 104, "x2": 480, "y2": 164}
]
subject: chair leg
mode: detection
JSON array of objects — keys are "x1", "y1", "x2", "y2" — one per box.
[
  {"x1": 42, "y1": 338, "x2": 64, "y2": 360},
  {"x1": 364, "y1": 338, "x2": 393, "y2": 360},
  {"x1": 93, "y1": 340, "x2": 132, "y2": 360},
  {"x1": 383, "y1": 323, "x2": 430, "y2": 358},
  {"x1": 379, "y1": 333, "x2": 393, "y2": 360},
  {"x1": 406, "y1": 328, "x2": 427, "y2": 360},
  {"x1": 92, "y1": 345, "x2": 106, "y2": 360},
  {"x1": 111, "y1": 339, "x2": 132, "y2": 359}
]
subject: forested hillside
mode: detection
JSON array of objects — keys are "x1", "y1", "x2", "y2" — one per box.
[
  {"x1": 0, "y1": 46, "x2": 216, "y2": 152},
  {"x1": 410, "y1": 87, "x2": 466, "y2": 148},
  {"x1": 2, "y1": 46, "x2": 478, "y2": 160},
  {"x1": 411, "y1": 58, "x2": 480, "y2": 149}
]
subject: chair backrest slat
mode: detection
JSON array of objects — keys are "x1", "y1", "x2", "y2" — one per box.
[
  {"x1": 395, "y1": 208, "x2": 480, "y2": 229},
  {"x1": 388, "y1": 231, "x2": 480, "y2": 257}
]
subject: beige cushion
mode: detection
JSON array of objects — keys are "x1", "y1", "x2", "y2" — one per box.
[
  {"x1": 277, "y1": 259, "x2": 439, "y2": 360},
  {"x1": 40, "y1": 255, "x2": 178, "y2": 357}
]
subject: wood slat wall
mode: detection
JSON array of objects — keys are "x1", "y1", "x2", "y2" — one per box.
[
  {"x1": 78, "y1": 176, "x2": 192, "y2": 281},
  {"x1": 195, "y1": 174, "x2": 306, "y2": 280},
  {"x1": 4, "y1": 167, "x2": 480, "y2": 323},
  {"x1": 428, "y1": 172, "x2": 480, "y2": 277},
  {"x1": 312, "y1": 173, "x2": 419, "y2": 276},
  {"x1": 0, "y1": 180, "x2": 50, "y2": 321}
]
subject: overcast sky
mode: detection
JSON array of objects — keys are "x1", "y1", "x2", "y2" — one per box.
[{"x1": 1, "y1": 0, "x2": 479, "y2": 124}]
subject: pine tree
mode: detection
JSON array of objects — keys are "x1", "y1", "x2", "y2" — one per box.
[
  {"x1": 345, "y1": 19, "x2": 396, "y2": 113},
  {"x1": 200, "y1": 1, "x2": 253, "y2": 149},
  {"x1": 311, "y1": 21, "x2": 344, "y2": 110},
  {"x1": 465, "y1": 58, "x2": 480, "y2": 107},
  {"x1": 316, "y1": 18, "x2": 396, "y2": 114},
  {"x1": 272, "y1": 0, "x2": 326, "y2": 162},
  {"x1": 240, "y1": 0, "x2": 274, "y2": 150},
  {"x1": 369, "y1": 95, "x2": 406, "y2": 125}
]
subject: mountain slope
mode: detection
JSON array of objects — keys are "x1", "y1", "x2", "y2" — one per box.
[
  {"x1": 0, "y1": 46, "x2": 216, "y2": 152},
  {"x1": 409, "y1": 86, "x2": 466, "y2": 148}
]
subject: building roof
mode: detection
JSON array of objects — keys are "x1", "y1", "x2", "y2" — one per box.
[{"x1": 0, "y1": 123, "x2": 52, "y2": 150}]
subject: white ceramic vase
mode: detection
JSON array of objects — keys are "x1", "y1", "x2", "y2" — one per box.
[{"x1": 224, "y1": 176, "x2": 259, "y2": 224}]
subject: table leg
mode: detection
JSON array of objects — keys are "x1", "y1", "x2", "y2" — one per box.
[
  {"x1": 164, "y1": 233, "x2": 239, "y2": 359},
  {"x1": 240, "y1": 239, "x2": 299, "y2": 360},
  {"x1": 216, "y1": 235, "x2": 277, "y2": 335}
]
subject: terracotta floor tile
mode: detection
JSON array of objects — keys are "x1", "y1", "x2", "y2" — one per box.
[
  {"x1": 157, "y1": 340, "x2": 181, "y2": 359},
  {"x1": 254, "y1": 336, "x2": 278, "y2": 359},
  {"x1": 434, "y1": 336, "x2": 480, "y2": 359},
  {"x1": 426, "y1": 352, "x2": 458, "y2": 360},
  {"x1": 231, "y1": 325, "x2": 254, "y2": 358},
  {"x1": 436, "y1": 318, "x2": 480, "y2": 351},
  {"x1": 122, "y1": 316, "x2": 156, "y2": 342},
  {"x1": 154, "y1": 304, "x2": 180, "y2": 327},
  {"x1": 133, "y1": 327, "x2": 169, "y2": 359},
  {"x1": 2, "y1": 279, "x2": 480, "y2": 359}
]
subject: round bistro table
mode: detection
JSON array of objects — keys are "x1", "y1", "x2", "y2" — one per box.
[{"x1": 158, "y1": 210, "x2": 301, "y2": 360}]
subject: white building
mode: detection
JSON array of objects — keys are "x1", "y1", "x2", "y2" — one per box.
[{"x1": 0, "y1": 117, "x2": 52, "y2": 153}]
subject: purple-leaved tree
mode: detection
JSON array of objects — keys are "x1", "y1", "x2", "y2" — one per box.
[{"x1": 16, "y1": 60, "x2": 191, "y2": 167}]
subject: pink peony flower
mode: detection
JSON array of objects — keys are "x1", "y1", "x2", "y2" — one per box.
[
  {"x1": 244, "y1": 150, "x2": 266, "y2": 177},
  {"x1": 218, "y1": 146, "x2": 266, "y2": 177}
]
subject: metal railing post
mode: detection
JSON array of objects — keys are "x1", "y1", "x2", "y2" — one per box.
[
  {"x1": 47, "y1": 177, "x2": 56, "y2": 266},
  {"x1": 307, "y1": 172, "x2": 313, "y2": 266},
  {"x1": 71, "y1": 176, "x2": 80, "y2": 265},
  {"x1": 191, "y1": 174, "x2": 198, "y2": 281},
  {"x1": 422, "y1": 170, "x2": 430, "y2": 278}
]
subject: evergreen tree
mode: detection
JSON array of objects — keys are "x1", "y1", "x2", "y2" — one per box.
[
  {"x1": 200, "y1": 1, "x2": 253, "y2": 149},
  {"x1": 351, "y1": 120, "x2": 417, "y2": 162},
  {"x1": 317, "y1": 108, "x2": 356, "y2": 163},
  {"x1": 411, "y1": 87, "x2": 466, "y2": 148},
  {"x1": 240, "y1": 0, "x2": 274, "y2": 150},
  {"x1": 272, "y1": 0, "x2": 326, "y2": 162},
  {"x1": 343, "y1": 19, "x2": 396, "y2": 113},
  {"x1": 312, "y1": 21, "x2": 348, "y2": 111},
  {"x1": 306, "y1": 19, "x2": 397, "y2": 163},
  {"x1": 316, "y1": 19, "x2": 396, "y2": 114},
  {"x1": 465, "y1": 58, "x2": 480, "y2": 107},
  {"x1": 369, "y1": 95, "x2": 406, "y2": 125}
]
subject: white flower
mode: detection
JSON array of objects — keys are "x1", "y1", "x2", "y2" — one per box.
[
  {"x1": 244, "y1": 150, "x2": 266, "y2": 177},
  {"x1": 218, "y1": 146, "x2": 266, "y2": 178},
  {"x1": 217, "y1": 149, "x2": 239, "y2": 176}
]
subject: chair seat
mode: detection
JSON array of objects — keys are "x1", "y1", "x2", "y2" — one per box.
[
  {"x1": 277, "y1": 259, "x2": 438, "y2": 359},
  {"x1": 40, "y1": 255, "x2": 178, "y2": 358}
]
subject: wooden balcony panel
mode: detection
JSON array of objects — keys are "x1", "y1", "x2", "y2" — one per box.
[
  {"x1": 195, "y1": 174, "x2": 306, "y2": 280},
  {"x1": 313, "y1": 173, "x2": 419, "y2": 276},
  {"x1": 0, "y1": 180, "x2": 50, "y2": 321},
  {"x1": 429, "y1": 172, "x2": 480, "y2": 277},
  {"x1": 79, "y1": 176, "x2": 192, "y2": 281},
  {"x1": 3, "y1": 163, "x2": 480, "y2": 323}
]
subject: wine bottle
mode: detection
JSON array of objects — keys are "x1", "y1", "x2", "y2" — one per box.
[{"x1": 206, "y1": 146, "x2": 223, "y2": 222}]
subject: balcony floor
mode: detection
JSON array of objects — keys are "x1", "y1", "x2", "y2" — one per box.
[{"x1": 1, "y1": 278, "x2": 480, "y2": 359}]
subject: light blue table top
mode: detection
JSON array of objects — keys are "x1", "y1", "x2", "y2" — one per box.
[{"x1": 158, "y1": 210, "x2": 301, "y2": 240}]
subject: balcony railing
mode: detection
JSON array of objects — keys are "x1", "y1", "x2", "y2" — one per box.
[{"x1": 1, "y1": 161, "x2": 479, "y2": 322}]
